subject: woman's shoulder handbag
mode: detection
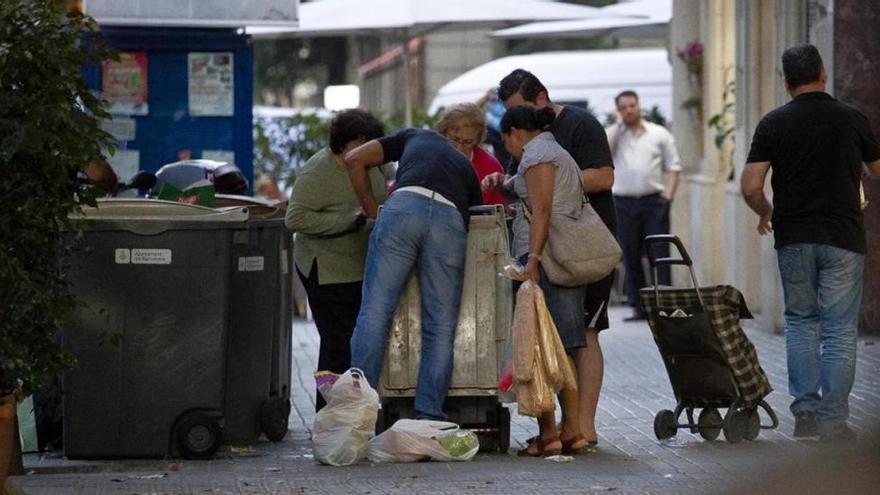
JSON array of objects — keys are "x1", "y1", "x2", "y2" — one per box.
[{"x1": 524, "y1": 200, "x2": 621, "y2": 287}]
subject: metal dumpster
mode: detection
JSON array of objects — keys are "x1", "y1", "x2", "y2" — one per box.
[
  {"x1": 63, "y1": 199, "x2": 247, "y2": 459},
  {"x1": 377, "y1": 205, "x2": 513, "y2": 452}
]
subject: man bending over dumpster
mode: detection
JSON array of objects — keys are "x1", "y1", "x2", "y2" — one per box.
[{"x1": 345, "y1": 127, "x2": 482, "y2": 420}]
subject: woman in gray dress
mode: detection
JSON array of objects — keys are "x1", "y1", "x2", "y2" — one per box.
[{"x1": 483, "y1": 105, "x2": 589, "y2": 456}]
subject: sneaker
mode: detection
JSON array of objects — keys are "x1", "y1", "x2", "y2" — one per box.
[
  {"x1": 820, "y1": 425, "x2": 857, "y2": 444},
  {"x1": 793, "y1": 411, "x2": 818, "y2": 438}
]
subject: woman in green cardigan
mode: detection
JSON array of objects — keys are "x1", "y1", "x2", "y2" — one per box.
[{"x1": 285, "y1": 109, "x2": 388, "y2": 411}]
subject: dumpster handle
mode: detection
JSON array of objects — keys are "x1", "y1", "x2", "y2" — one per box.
[{"x1": 644, "y1": 234, "x2": 705, "y2": 310}]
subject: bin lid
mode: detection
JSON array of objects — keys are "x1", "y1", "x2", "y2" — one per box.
[
  {"x1": 215, "y1": 194, "x2": 288, "y2": 220},
  {"x1": 70, "y1": 198, "x2": 250, "y2": 233}
]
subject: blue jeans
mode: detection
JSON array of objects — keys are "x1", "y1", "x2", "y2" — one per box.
[
  {"x1": 350, "y1": 191, "x2": 468, "y2": 420},
  {"x1": 777, "y1": 243, "x2": 864, "y2": 435}
]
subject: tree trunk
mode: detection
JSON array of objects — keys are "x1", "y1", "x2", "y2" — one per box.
[
  {"x1": 0, "y1": 395, "x2": 18, "y2": 495},
  {"x1": 10, "y1": 416, "x2": 23, "y2": 476}
]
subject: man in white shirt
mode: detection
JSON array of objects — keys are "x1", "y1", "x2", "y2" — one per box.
[{"x1": 607, "y1": 90, "x2": 682, "y2": 320}]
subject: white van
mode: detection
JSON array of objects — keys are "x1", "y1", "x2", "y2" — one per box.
[{"x1": 428, "y1": 48, "x2": 672, "y2": 122}]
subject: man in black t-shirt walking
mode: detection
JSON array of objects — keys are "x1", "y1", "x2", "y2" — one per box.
[
  {"x1": 741, "y1": 43, "x2": 880, "y2": 443},
  {"x1": 498, "y1": 69, "x2": 615, "y2": 446}
]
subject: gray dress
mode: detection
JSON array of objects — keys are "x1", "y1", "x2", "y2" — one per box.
[{"x1": 509, "y1": 132, "x2": 588, "y2": 350}]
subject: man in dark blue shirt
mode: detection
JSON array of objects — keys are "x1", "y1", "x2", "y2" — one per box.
[
  {"x1": 741, "y1": 43, "x2": 880, "y2": 443},
  {"x1": 345, "y1": 128, "x2": 481, "y2": 420}
]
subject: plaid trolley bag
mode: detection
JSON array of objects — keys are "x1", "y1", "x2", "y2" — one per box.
[{"x1": 639, "y1": 235, "x2": 778, "y2": 443}]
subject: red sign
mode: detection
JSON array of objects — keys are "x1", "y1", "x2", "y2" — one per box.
[{"x1": 102, "y1": 52, "x2": 148, "y2": 115}]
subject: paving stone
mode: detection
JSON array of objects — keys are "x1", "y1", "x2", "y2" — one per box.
[{"x1": 8, "y1": 307, "x2": 880, "y2": 494}]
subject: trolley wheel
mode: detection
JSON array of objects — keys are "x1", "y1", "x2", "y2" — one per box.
[
  {"x1": 175, "y1": 411, "x2": 222, "y2": 460},
  {"x1": 744, "y1": 408, "x2": 760, "y2": 441},
  {"x1": 260, "y1": 397, "x2": 291, "y2": 442},
  {"x1": 723, "y1": 409, "x2": 746, "y2": 444},
  {"x1": 654, "y1": 409, "x2": 677, "y2": 440},
  {"x1": 697, "y1": 408, "x2": 722, "y2": 441}
]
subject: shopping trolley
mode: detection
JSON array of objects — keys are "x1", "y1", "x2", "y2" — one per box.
[{"x1": 639, "y1": 235, "x2": 778, "y2": 443}]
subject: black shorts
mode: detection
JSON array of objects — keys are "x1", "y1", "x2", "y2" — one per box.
[{"x1": 583, "y1": 271, "x2": 614, "y2": 331}]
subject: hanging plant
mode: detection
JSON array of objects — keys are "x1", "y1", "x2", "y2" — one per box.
[
  {"x1": 707, "y1": 78, "x2": 736, "y2": 150},
  {"x1": 681, "y1": 95, "x2": 703, "y2": 112},
  {"x1": 676, "y1": 41, "x2": 704, "y2": 118},
  {"x1": 676, "y1": 41, "x2": 704, "y2": 78}
]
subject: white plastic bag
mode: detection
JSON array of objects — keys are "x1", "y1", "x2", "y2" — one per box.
[
  {"x1": 367, "y1": 419, "x2": 480, "y2": 463},
  {"x1": 312, "y1": 368, "x2": 380, "y2": 466}
]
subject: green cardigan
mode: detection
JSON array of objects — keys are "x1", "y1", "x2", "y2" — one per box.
[{"x1": 285, "y1": 147, "x2": 388, "y2": 285}]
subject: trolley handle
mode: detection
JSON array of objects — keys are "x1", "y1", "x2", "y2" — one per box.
[
  {"x1": 644, "y1": 234, "x2": 693, "y2": 267},
  {"x1": 643, "y1": 234, "x2": 705, "y2": 310}
]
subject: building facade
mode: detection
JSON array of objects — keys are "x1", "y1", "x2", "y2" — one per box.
[
  {"x1": 670, "y1": 0, "x2": 879, "y2": 333},
  {"x1": 347, "y1": 27, "x2": 505, "y2": 118}
]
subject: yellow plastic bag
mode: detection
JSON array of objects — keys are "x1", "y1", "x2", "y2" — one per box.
[
  {"x1": 516, "y1": 354, "x2": 555, "y2": 417},
  {"x1": 534, "y1": 289, "x2": 563, "y2": 387},
  {"x1": 515, "y1": 281, "x2": 579, "y2": 417},
  {"x1": 513, "y1": 282, "x2": 538, "y2": 382},
  {"x1": 535, "y1": 290, "x2": 578, "y2": 392}
]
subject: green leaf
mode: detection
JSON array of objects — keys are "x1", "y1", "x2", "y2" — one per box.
[{"x1": 0, "y1": 0, "x2": 113, "y2": 393}]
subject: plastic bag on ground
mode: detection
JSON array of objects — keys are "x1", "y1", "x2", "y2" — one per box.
[
  {"x1": 312, "y1": 368, "x2": 380, "y2": 466},
  {"x1": 314, "y1": 370, "x2": 340, "y2": 399},
  {"x1": 367, "y1": 419, "x2": 479, "y2": 463}
]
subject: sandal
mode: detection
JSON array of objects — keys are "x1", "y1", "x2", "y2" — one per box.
[
  {"x1": 526, "y1": 435, "x2": 599, "y2": 448},
  {"x1": 532, "y1": 435, "x2": 598, "y2": 446},
  {"x1": 517, "y1": 436, "x2": 562, "y2": 457},
  {"x1": 561, "y1": 434, "x2": 593, "y2": 455}
]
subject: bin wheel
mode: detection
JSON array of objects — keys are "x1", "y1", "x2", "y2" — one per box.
[
  {"x1": 653, "y1": 410, "x2": 677, "y2": 440},
  {"x1": 697, "y1": 408, "x2": 722, "y2": 441},
  {"x1": 260, "y1": 397, "x2": 291, "y2": 443},
  {"x1": 744, "y1": 408, "x2": 760, "y2": 441},
  {"x1": 175, "y1": 411, "x2": 222, "y2": 460},
  {"x1": 479, "y1": 404, "x2": 510, "y2": 453},
  {"x1": 477, "y1": 405, "x2": 499, "y2": 453},
  {"x1": 497, "y1": 405, "x2": 511, "y2": 454},
  {"x1": 723, "y1": 409, "x2": 746, "y2": 444}
]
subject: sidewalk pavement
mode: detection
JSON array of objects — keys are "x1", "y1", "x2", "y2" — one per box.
[{"x1": 8, "y1": 306, "x2": 880, "y2": 494}]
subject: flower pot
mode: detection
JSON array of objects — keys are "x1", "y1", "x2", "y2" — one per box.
[{"x1": 0, "y1": 394, "x2": 18, "y2": 495}]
